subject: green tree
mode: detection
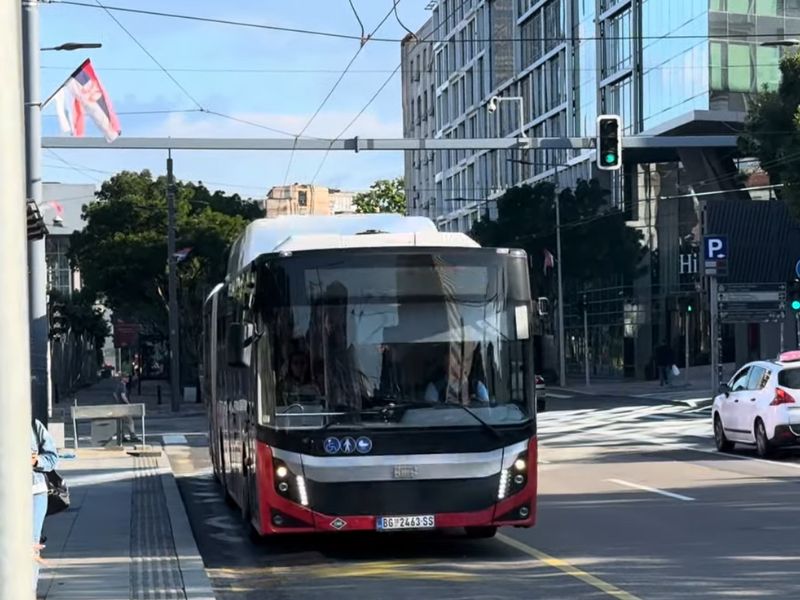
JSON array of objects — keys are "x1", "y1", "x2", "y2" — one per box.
[
  {"x1": 739, "y1": 53, "x2": 800, "y2": 218},
  {"x1": 69, "y1": 170, "x2": 259, "y2": 381},
  {"x1": 470, "y1": 179, "x2": 645, "y2": 295},
  {"x1": 353, "y1": 177, "x2": 406, "y2": 213}
]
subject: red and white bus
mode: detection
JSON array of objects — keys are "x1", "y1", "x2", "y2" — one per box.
[{"x1": 202, "y1": 214, "x2": 538, "y2": 538}]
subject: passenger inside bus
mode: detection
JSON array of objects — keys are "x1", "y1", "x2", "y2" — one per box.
[
  {"x1": 284, "y1": 349, "x2": 321, "y2": 399},
  {"x1": 424, "y1": 345, "x2": 490, "y2": 404}
]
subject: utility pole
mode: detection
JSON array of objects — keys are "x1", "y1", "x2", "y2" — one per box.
[
  {"x1": 167, "y1": 151, "x2": 181, "y2": 411},
  {"x1": 554, "y1": 164, "x2": 566, "y2": 387},
  {"x1": 1, "y1": 0, "x2": 36, "y2": 595},
  {"x1": 23, "y1": 0, "x2": 49, "y2": 424}
]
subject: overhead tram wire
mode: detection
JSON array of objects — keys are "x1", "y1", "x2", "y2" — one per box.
[
  {"x1": 281, "y1": 0, "x2": 403, "y2": 187},
  {"x1": 49, "y1": 2, "x2": 800, "y2": 44},
  {"x1": 309, "y1": 0, "x2": 471, "y2": 184},
  {"x1": 93, "y1": 0, "x2": 317, "y2": 140}
]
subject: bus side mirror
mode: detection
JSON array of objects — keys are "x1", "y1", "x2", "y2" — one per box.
[{"x1": 227, "y1": 322, "x2": 252, "y2": 368}]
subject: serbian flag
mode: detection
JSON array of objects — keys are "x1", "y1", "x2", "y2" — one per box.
[
  {"x1": 51, "y1": 59, "x2": 121, "y2": 142},
  {"x1": 174, "y1": 247, "x2": 193, "y2": 263},
  {"x1": 543, "y1": 249, "x2": 555, "y2": 275}
]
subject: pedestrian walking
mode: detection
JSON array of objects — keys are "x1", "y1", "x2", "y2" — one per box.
[
  {"x1": 654, "y1": 341, "x2": 675, "y2": 387},
  {"x1": 113, "y1": 377, "x2": 139, "y2": 442},
  {"x1": 32, "y1": 418, "x2": 58, "y2": 593}
]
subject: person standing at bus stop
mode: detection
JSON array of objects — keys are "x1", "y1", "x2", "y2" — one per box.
[
  {"x1": 654, "y1": 341, "x2": 675, "y2": 387},
  {"x1": 32, "y1": 417, "x2": 58, "y2": 593}
]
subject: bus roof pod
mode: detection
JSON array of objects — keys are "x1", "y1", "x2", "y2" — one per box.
[{"x1": 225, "y1": 214, "x2": 480, "y2": 278}]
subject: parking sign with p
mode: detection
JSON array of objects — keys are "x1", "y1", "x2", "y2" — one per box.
[{"x1": 704, "y1": 236, "x2": 728, "y2": 260}]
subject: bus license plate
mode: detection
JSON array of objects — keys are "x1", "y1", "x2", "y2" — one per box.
[{"x1": 376, "y1": 515, "x2": 435, "y2": 531}]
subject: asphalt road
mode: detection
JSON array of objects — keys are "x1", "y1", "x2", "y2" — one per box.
[{"x1": 164, "y1": 394, "x2": 800, "y2": 599}]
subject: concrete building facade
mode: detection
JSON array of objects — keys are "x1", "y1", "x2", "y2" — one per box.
[
  {"x1": 264, "y1": 185, "x2": 361, "y2": 217},
  {"x1": 264, "y1": 184, "x2": 333, "y2": 217}
]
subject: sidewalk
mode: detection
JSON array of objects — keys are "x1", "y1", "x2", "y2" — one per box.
[
  {"x1": 37, "y1": 379, "x2": 215, "y2": 599},
  {"x1": 557, "y1": 363, "x2": 737, "y2": 405}
]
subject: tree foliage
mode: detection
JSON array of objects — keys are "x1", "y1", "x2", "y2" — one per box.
[
  {"x1": 740, "y1": 54, "x2": 800, "y2": 218},
  {"x1": 470, "y1": 179, "x2": 645, "y2": 296},
  {"x1": 353, "y1": 177, "x2": 406, "y2": 214},
  {"x1": 69, "y1": 170, "x2": 260, "y2": 379}
]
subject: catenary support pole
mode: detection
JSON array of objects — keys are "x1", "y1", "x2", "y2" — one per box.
[
  {"x1": 167, "y1": 151, "x2": 181, "y2": 412},
  {"x1": 0, "y1": 1, "x2": 36, "y2": 596},
  {"x1": 23, "y1": 0, "x2": 49, "y2": 424},
  {"x1": 554, "y1": 165, "x2": 566, "y2": 388}
]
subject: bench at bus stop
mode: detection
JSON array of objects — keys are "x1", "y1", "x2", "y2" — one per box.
[{"x1": 70, "y1": 402, "x2": 149, "y2": 450}]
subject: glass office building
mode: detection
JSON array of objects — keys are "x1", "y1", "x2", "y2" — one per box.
[{"x1": 402, "y1": 0, "x2": 794, "y2": 378}]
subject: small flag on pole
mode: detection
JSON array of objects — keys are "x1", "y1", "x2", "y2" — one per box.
[
  {"x1": 51, "y1": 59, "x2": 121, "y2": 142},
  {"x1": 543, "y1": 249, "x2": 555, "y2": 275},
  {"x1": 174, "y1": 248, "x2": 193, "y2": 263}
]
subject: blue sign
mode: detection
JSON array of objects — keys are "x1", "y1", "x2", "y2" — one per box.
[
  {"x1": 795, "y1": 259, "x2": 800, "y2": 279},
  {"x1": 356, "y1": 436, "x2": 373, "y2": 454},
  {"x1": 323, "y1": 437, "x2": 341, "y2": 455},
  {"x1": 340, "y1": 436, "x2": 356, "y2": 454},
  {"x1": 704, "y1": 236, "x2": 728, "y2": 260}
]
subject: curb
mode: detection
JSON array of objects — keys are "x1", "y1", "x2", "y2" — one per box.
[{"x1": 158, "y1": 453, "x2": 217, "y2": 600}]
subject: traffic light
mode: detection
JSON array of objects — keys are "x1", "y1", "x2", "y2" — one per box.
[
  {"x1": 789, "y1": 280, "x2": 800, "y2": 312},
  {"x1": 678, "y1": 297, "x2": 694, "y2": 314},
  {"x1": 596, "y1": 115, "x2": 622, "y2": 171}
]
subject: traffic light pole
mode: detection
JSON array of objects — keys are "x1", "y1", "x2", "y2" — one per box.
[
  {"x1": 796, "y1": 312, "x2": 799, "y2": 349},
  {"x1": 710, "y1": 275, "x2": 720, "y2": 392},
  {"x1": 583, "y1": 303, "x2": 590, "y2": 387},
  {"x1": 685, "y1": 311, "x2": 690, "y2": 375}
]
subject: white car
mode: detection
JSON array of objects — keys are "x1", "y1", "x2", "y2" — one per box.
[{"x1": 712, "y1": 351, "x2": 800, "y2": 457}]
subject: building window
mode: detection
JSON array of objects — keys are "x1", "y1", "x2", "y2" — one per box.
[
  {"x1": 298, "y1": 190, "x2": 308, "y2": 207},
  {"x1": 604, "y1": 8, "x2": 632, "y2": 76}
]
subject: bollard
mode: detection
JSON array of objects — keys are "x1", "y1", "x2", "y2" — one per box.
[{"x1": 157, "y1": 385, "x2": 162, "y2": 405}]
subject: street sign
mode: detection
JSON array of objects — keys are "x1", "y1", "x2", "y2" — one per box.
[
  {"x1": 704, "y1": 236, "x2": 728, "y2": 260},
  {"x1": 796, "y1": 259, "x2": 800, "y2": 279},
  {"x1": 717, "y1": 283, "x2": 786, "y2": 323},
  {"x1": 719, "y1": 283, "x2": 786, "y2": 292}
]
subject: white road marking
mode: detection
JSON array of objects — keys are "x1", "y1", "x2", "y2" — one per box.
[
  {"x1": 547, "y1": 392, "x2": 573, "y2": 399},
  {"x1": 606, "y1": 478, "x2": 695, "y2": 502},
  {"x1": 162, "y1": 434, "x2": 188, "y2": 445}
]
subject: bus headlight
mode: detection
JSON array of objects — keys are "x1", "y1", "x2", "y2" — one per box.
[
  {"x1": 272, "y1": 459, "x2": 310, "y2": 506},
  {"x1": 498, "y1": 452, "x2": 529, "y2": 500}
]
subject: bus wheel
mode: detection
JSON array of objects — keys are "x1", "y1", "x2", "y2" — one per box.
[{"x1": 464, "y1": 526, "x2": 497, "y2": 539}]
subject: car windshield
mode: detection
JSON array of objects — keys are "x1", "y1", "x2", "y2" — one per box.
[{"x1": 257, "y1": 250, "x2": 532, "y2": 429}]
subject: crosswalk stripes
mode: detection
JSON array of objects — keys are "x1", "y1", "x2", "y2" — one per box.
[{"x1": 537, "y1": 403, "x2": 712, "y2": 447}]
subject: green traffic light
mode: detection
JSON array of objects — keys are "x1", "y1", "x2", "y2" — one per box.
[
  {"x1": 687, "y1": 305, "x2": 693, "y2": 313},
  {"x1": 792, "y1": 299, "x2": 800, "y2": 311},
  {"x1": 604, "y1": 153, "x2": 617, "y2": 164}
]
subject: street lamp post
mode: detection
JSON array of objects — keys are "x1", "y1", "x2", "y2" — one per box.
[{"x1": 23, "y1": 0, "x2": 102, "y2": 424}]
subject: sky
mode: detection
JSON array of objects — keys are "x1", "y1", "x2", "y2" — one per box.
[{"x1": 40, "y1": 1, "x2": 432, "y2": 197}]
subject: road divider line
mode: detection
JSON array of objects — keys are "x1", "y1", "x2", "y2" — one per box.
[
  {"x1": 606, "y1": 478, "x2": 695, "y2": 501},
  {"x1": 497, "y1": 534, "x2": 642, "y2": 600},
  {"x1": 547, "y1": 392, "x2": 573, "y2": 399}
]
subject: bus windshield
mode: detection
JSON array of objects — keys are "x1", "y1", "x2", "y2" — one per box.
[{"x1": 257, "y1": 250, "x2": 533, "y2": 430}]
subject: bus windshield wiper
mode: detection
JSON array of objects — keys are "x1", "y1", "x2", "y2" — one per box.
[
  {"x1": 439, "y1": 401, "x2": 501, "y2": 438},
  {"x1": 318, "y1": 410, "x2": 368, "y2": 433}
]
